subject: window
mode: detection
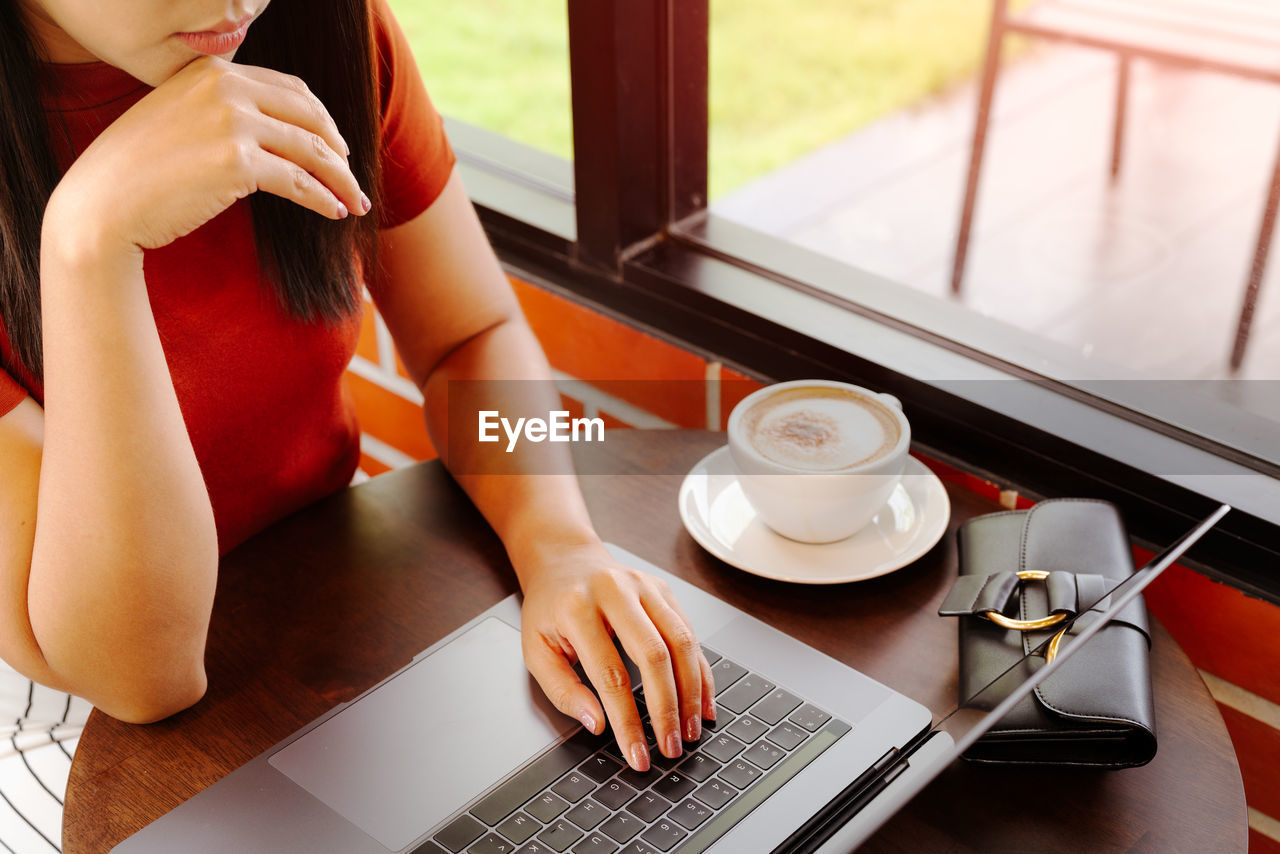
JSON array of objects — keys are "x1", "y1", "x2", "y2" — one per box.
[
  {"x1": 417, "y1": 0, "x2": 1279, "y2": 600},
  {"x1": 704, "y1": 0, "x2": 1280, "y2": 470},
  {"x1": 388, "y1": 0, "x2": 572, "y2": 162}
]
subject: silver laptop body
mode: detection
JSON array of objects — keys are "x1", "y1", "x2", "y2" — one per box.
[{"x1": 113, "y1": 506, "x2": 1227, "y2": 853}]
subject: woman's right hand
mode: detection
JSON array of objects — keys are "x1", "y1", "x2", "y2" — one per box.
[{"x1": 44, "y1": 55, "x2": 368, "y2": 256}]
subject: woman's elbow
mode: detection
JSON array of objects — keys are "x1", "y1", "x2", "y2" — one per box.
[{"x1": 96, "y1": 665, "x2": 209, "y2": 725}]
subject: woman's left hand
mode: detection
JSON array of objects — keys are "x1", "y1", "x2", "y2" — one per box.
[{"x1": 518, "y1": 543, "x2": 716, "y2": 772}]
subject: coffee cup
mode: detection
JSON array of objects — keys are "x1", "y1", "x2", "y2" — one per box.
[{"x1": 726, "y1": 380, "x2": 910, "y2": 544}]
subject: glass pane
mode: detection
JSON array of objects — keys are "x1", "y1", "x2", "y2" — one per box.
[
  {"x1": 387, "y1": 0, "x2": 572, "y2": 162},
  {"x1": 707, "y1": 0, "x2": 1280, "y2": 466}
]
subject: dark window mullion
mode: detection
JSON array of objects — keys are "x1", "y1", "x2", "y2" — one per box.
[{"x1": 567, "y1": 0, "x2": 709, "y2": 273}]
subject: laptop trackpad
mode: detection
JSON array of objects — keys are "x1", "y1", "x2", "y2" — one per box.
[{"x1": 269, "y1": 617, "x2": 576, "y2": 851}]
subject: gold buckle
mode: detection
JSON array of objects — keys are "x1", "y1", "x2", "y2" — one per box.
[
  {"x1": 1045, "y1": 626, "x2": 1069, "y2": 664},
  {"x1": 980, "y1": 570, "x2": 1069, "y2": 631}
]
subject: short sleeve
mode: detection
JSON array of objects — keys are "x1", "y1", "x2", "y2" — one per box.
[
  {"x1": 372, "y1": 0, "x2": 457, "y2": 229},
  {"x1": 0, "y1": 369, "x2": 27, "y2": 418},
  {"x1": 0, "y1": 324, "x2": 33, "y2": 417}
]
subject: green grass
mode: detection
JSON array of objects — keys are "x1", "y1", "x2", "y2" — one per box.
[{"x1": 388, "y1": 0, "x2": 995, "y2": 199}]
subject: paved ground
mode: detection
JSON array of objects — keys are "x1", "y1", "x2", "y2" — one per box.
[{"x1": 714, "y1": 39, "x2": 1280, "y2": 393}]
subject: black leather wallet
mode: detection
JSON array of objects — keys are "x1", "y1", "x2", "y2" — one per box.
[{"x1": 938, "y1": 498, "x2": 1157, "y2": 768}]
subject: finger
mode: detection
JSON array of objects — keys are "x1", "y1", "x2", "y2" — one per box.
[
  {"x1": 256, "y1": 116, "x2": 367, "y2": 216},
  {"x1": 251, "y1": 149, "x2": 350, "y2": 219},
  {"x1": 638, "y1": 587, "x2": 706, "y2": 742},
  {"x1": 238, "y1": 69, "x2": 352, "y2": 161},
  {"x1": 565, "y1": 610, "x2": 651, "y2": 772},
  {"x1": 523, "y1": 632, "x2": 605, "y2": 736},
  {"x1": 699, "y1": 651, "x2": 716, "y2": 722},
  {"x1": 605, "y1": 595, "x2": 684, "y2": 760},
  {"x1": 657, "y1": 585, "x2": 717, "y2": 720}
]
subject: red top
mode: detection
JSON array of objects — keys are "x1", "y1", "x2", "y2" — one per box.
[{"x1": 0, "y1": 0, "x2": 455, "y2": 553}]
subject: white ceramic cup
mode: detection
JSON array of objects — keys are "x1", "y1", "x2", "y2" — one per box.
[{"x1": 726, "y1": 379, "x2": 911, "y2": 544}]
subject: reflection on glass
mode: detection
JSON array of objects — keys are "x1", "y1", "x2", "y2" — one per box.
[{"x1": 708, "y1": 0, "x2": 1279, "y2": 452}]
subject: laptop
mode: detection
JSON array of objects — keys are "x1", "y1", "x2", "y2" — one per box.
[{"x1": 113, "y1": 505, "x2": 1229, "y2": 854}]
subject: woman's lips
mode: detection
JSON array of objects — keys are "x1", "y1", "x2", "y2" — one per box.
[{"x1": 175, "y1": 15, "x2": 253, "y2": 55}]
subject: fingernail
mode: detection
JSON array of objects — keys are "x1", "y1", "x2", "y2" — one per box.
[
  {"x1": 360, "y1": 193, "x2": 372, "y2": 214},
  {"x1": 664, "y1": 731, "x2": 682, "y2": 759},
  {"x1": 705, "y1": 700, "x2": 717, "y2": 722},
  {"x1": 341, "y1": 138, "x2": 350, "y2": 157},
  {"x1": 578, "y1": 710, "x2": 597, "y2": 734},
  {"x1": 685, "y1": 715, "x2": 701, "y2": 742},
  {"x1": 630, "y1": 742, "x2": 650, "y2": 772},
  {"x1": 335, "y1": 201, "x2": 349, "y2": 219}
]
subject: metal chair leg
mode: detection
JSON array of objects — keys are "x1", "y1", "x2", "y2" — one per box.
[
  {"x1": 1111, "y1": 53, "x2": 1131, "y2": 181},
  {"x1": 1230, "y1": 122, "x2": 1280, "y2": 372},
  {"x1": 952, "y1": 0, "x2": 1008, "y2": 295}
]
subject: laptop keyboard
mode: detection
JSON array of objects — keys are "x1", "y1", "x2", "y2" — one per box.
[{"x1": 420, "y1": 647, "x2": 851, "y2": 854}]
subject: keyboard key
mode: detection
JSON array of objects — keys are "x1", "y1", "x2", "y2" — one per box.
[
  {"x1": 571, "y1": 833, "x2": 618, "y2": 853},
  {"x1": 700, "y1": 733, "x2": 746, "y2": 763},
  {"x1": 526, "y1": 792, "x2": 570, "y2": 823},
  {"x1": 668, "y1": 798, "x2": 713, "y2": 831},
  {"x1": 553, "y1": 771, "x2": 597, "y2": 803},
  {"x1": 536, "y1": 819, "x2": 584, "y2": 853},
  {"x1": 750, "y1": 688, "x2": 803, "y2": 725},
  {"x1": 789, "y1": 704, "x2": 832, "y2": 733},
  {"x1": 724, "y1": 715, "x2": 767, "y2": 744},
  {"x1": 626, "y1": 791, "x2": 668, "y2": 822},
  {"x1": 618, "y1": 842, "x2": 661, "y2": 854},
  {"x1": 652, "y1": 770, "x2": 696, "y2": 803},
  {"x1": 601, "y1": 812, "x2": 643, "y2": 844},
  {"x1": 650, "y1": 751, "x2": 682, "y2": 771},
  {"x1": 438, "y1": 815, "x2": 487, "y2": 852},
  {"x1": 566, "y1": 799, "x2": 608, "y2": 831},
  {"x1": 469, "y1": 833, "x2": 517, "y2": 854},
  {"x1": 640, "y1": 819, "x2": 687, "y2": 852},
  {"x1": 640, "y1": 722, "x2": 682, "y2": 770},
  {"x1": 693, "y1": 779, "x2": 736, "y2": 810},
  {"x1": 742, "y1": 740, "x2": 785, "y2": 770},
  {"x1": 710, "y1": 658, "x2": 748, "y2": 693},
  {"x1": 413, "y1": 842, "x2": 448, "y2": 854},
  {"x1": 718, "y1": 675, "x2": 774, "y2": 714},
  {"x1": 701, "y1": 704, "x2": 734, "y2": 732},
  {"x1": 700, "y1": 646, "x2": 721, "y2": 667},
  {"x1": 766, "y1": 721, "x2": 808, "y2": 751},
  {"x1": 498, "y1": 812, "x2": 540, "y2": 845},
  {"x1": 579, "y1": 754, "x2": 623, "y2": 783},
  {"x1": 473, "y1": 731, "x2": 600, "y2": 825},
  {"x1": 720, "y1": 759, "x2": 762, "y2": 789},
  {"x1": 676, "y1": 752, "x2": 720, "y2": 782},
  {"x1": 593, "y1": 779, "x2": 637, "y2": 810},
  {"x1": 618, "y1": 765, "x2": 663, "y2": 790}
]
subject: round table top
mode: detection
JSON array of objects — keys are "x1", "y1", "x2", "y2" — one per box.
[{"x1": 63, "y1": 430, "x2": 1247, "y2": 853}]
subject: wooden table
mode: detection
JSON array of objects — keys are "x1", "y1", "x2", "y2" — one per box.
[{"x1": 63, "y1": 430, "x2": 1247, "y2": 853}]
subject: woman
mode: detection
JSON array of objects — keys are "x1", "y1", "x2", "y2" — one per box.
[{"x1": 0, "y1": 0, "x2": 712, "y2": 848}]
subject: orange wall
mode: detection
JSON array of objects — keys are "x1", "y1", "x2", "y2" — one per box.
[
  {"x1": 344, "y1": 274, "x2": 1279, "y2": 843},
  {"x1": 344, "y1": 275, "x2": 762, "y2": 474}
]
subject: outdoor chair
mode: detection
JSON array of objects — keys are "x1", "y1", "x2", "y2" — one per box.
[{"x1": 951, "y1": 0, "x2": 1280, "y2": 371}]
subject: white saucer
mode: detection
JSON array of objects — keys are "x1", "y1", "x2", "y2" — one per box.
[{"x1": 677, "y1": 446, "x2": 951, "y2": 584}]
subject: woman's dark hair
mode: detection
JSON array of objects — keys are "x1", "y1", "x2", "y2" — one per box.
[{"x1": 0, "y1": 0, "x2": 381, "y2": 385}]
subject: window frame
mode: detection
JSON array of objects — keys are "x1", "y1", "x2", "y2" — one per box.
[{"x1": 445, "y1": 0, "x2": 1280, "y2": 604}]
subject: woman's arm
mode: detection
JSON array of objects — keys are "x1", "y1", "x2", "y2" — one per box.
[
  {"x1": 24, "y1": 230, "x2": 218, "y2": 723},
  {"x1": 372, "y1": 169, "x2": 714, "y2": 773},
  {"x1": 0, "y1": 57, "x2": 370, "y2": 722}
]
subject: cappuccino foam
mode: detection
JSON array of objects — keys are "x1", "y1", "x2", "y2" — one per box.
[{"x1": 743, "y1": 387, "x2": 899, "y2": 471}]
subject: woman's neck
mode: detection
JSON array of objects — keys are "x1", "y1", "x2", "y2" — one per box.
[{"x1": 17, "y1": 0, "x2": 99, "y2": 64}]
